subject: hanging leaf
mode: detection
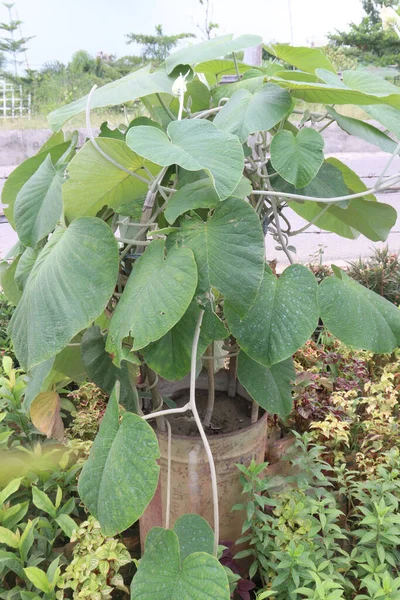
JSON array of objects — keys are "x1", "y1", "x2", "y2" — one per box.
[
  {"x1": 47, "y1": 66, "x2": 176, "y2": 131},
  {"x1": 326, "y1": 107, "x2": 397, "y2": 154},
  {"x1": 319, "y1": 268, "x2": 400, "y2": 354},
  {"x1": 165, "y1": 179, "x2": 219, "y2": 224},
  {"x1": 78, "y1": 386, "x2": 160, "y2": 535},
  {"x1": 166, "y1": 33, "x2": 262, "y2": 73},
  {"x1": 270, "y1": 128, "x2": 324, "y2": 188},
  {"x1": 326, "y1": 157, "x2": 376, "y2": 202},
  {"x1": 106, "y1": 239, "x2": 197, "y2": 363},
  {"x1": 14, "y1": 248, "x2": 38, "y2": 290},
  {"x1": 14, "y1": 156, "x2": 64, "y2": 248},
  {"x1": 63, "y1": 139, "x2": 159, "y2": 221},
  {"x1": 141, "y1": 302, "x2": 228, "y2": 380},
  {"x1": 265, "y1": 44, "x2": 335, "y2": 74},
  {"x1": 0, "y1": 256, "x2": 22, "y2": 305},
  {"x1": 2, "y1": 142, "x2": 70, "y2": 228},
  {"x1": 168, "y1": 197, "x2": 265, "y2": 317},
  {"x1": 9, "y1": 218, "x2": 119, "y2": 370},
  {"x1": 131, "y1": 528, "x2": 229, "y2": 600},
  {"x1": 30, "y1": 392, "x2": 64, "y2": 441},
  {"x1": 23, "y1": 358, "x2": 55, "y2": 411},
  {"x1": 126, "y1": 119, "x2": 244, "y2": 200},
  {"x1": 226, "y1": 266, "x2": 318, "y2": 367},
  {"x1": 214, "y1": 84, "x2": 292, "y2": 143},
  {"x1": 81, "y1": 326, "x2": 139, "y2": 412},
  {"x1": 237, "y1": 352, "x2": 294, "y2": 417}
]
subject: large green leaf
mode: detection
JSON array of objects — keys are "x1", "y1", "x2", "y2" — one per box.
[
  {"x1": 2, "y1": 142, "x2": 70, "y2": 228},
  {"x1": 131, "y1": 528, "x2": 229, "y2": 600},
  {"x1": 81, "y1": 326, "x2": 139, "y2": 412},
  {"x1": 9, "y1": 218, "x2": 119, "y2": 370},
  {"x1": 326, "y1": 107, "x2": 397, "y2": 154},
  {"x1": 173, "y1": 515, "x2": 214, "y2": 561},
  {"x1": 126, "y1": 119, "x2": 244, "y2": 200},
  {"x1": 142, "y1": 301, "x2": 228, "y2": 380},
  {"x1": 319, "y1": 269, "x2": 400, "y2": 353},
  {"x1": 272, "y1": 162, "x2": 350, "y2": 205},
  {"x1": 63, "y1": 138, "x2": 158, "y2": 221},
  {"x1": 326, "y1": 157, "x2": 376, "y2": 202},
  {"x1": 14, "y1": 155, "x2": 64, "y2": 248},
  {"x1": 168, "y1": 197, "x2": 265, "y2": 316},
  {"x1": 266, "y1": 44, "x2": 335, "y2": 74},
  {"x1": 106, "y1": 239, "x2": 197, "y2": 363},
  {"x1": 78, "y1": 386, "x2": 160, "y2": 535},
  {"x1": 290, "y1": 198, "x2": 396, "y2": 241},
  {"x1": 226, "y1": 266, "x2": 318, "y2": 367},
  {"x1": 165, "y1": 179, "x2": 219, "y2": 225},
  {"x1": 237, "y1": 351, "x2": 295, "y2": 417},
  {"x1": 195, "y1": 59, "x2": 252, "y2": 85},
  {"x1": 270, "y1": 128, "x2": 324, "y2": 188},
  {"x1": 166, "y1": 33, "x2": 263, "y2": 73},
  {"x1": 213, "y1": 84, "x2": 292, "y2": 143},
  {"x1": 47, "y1": 66, "x2": 176, "y2": 131},
  {"x1": 212, "y1": 76, "x2": 265, "y2": 104}
]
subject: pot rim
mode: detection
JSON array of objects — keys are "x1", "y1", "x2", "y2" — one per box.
[{"x1": 154, "y1": 407, "x2": 268, "y2": 442}]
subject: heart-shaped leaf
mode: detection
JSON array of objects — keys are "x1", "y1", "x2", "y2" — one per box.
[
  {"x1": 126, "y1": 119, "x2": 244, "y2": 200},
  {"x1": 78, "y1": 386, "x2": 160, "y2": 535},
  {"x1": 9, "y1": 217, "x2": 119, "y2": 370},
  {"x1": 266, "y1": 44, "x2": 335, "y2": 74},
  {"x1": 63, "y1": 138, "x2": 159, "y2": 221},
  {"x1": 131, "y1": 528, "x2": 229, "y2": 600},
  {"x1": 14, "y1": 155, "x2": 64, "y2": 248},
  {"x1": 327, "y1": 107, "x2": 397, "y2": 154},
  {"x1": 237, "y1": 351, "x2": 295, "y2": 417},
  {"x1": 106, "y1": 239, "x2": 197, "y2": 363},
  {"x1": 141, "y1": 301, "x2": 228, "y2": 380},
  {"x1": 226, "y1": 266, "x2": 318, "y2": 367},
  {"x1": 168, "y1": 197, "x2": 265, "y2": 317},
  {"x1": 270, "y1": 128, "x2": 324, "y2": 188},
  {"x1": 319, "y1": 268, "x2": 400, "y2": 354},
  {"x1": 214, "y1": 84, "x2": 292, "y2": 143},
  {"x1": 30, "y1": 392, "x2": 64, "y2": 441},
  {"x1": 81, "y1": 326, "x2": 139, "y2": 412}
]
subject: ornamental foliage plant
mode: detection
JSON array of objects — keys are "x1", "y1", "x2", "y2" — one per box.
[{"x1": 3, "y1": 34, "x2": 400, "y2": 598}]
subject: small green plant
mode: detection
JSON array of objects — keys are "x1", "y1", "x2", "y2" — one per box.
[
  {"x1": 56, "y1": 516, "x2": 131, "y2": 599},
  {"x1": 347, "y1": 246, "x2": 400, "y2": 305},
  {"x1": 236, "y1": 434, "x2": 400, "y2": 600},
  {"x1": 67, "y1": 382, "x2": 107, "y2": 442}
]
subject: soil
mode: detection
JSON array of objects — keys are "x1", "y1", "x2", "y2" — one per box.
[{"x1": 166, "y1": 389, "x2": 254, "y2": 436}]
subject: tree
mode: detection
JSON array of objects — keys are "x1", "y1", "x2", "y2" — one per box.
[
  {"x1": 126, "y1": 24, "x2": 195, "y2": 63},
  {"x1": 328, "y1": 0, "x2": 400, "y2": 66},
  {"x1": 197, "y1": 0, "x2": 219, "y2": 40},
  {"x1": 0, "y1": 2, "x2": 34, "y2": 76}
]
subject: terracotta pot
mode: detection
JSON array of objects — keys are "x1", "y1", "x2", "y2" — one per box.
[{"x1": 140, "y1": 370, "x2": 268, "y2": 549}]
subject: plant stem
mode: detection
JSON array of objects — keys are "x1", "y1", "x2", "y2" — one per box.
[
  {"x1": 251, "y1": 401, "x2": 259, "y2": 424},
  {"x1": 271, "y1": 198, "x2": 295, "y2": 265},
  {"x1": 156, "y1": 93, "x2": 176, "y2": 121},
  {"x1": 142, "y1": 403, "x2": 191, "y2": 421},
  {"x1": 203, "y1": 343, "x2": 215, "y2": 428},
  {"x1": 145, "y1": 365, "x2": 165, "y2": 432},
  {"x1": 165, "y1": 419, "x2": 172, "y2": 529},
  {"x1": 232, "y1": 52, "x2": 240, "y2": 80},
  {"x1": 190, "y1": 310, "x2": 219, "y2": 556}
]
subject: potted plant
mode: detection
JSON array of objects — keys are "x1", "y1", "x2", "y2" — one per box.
[{"x1": 3, "y1": 33, "x2": 400, "y2": 598}]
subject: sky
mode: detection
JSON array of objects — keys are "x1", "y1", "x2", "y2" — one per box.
[{"x1": 0, "y1": 0, "x2": 365, "y2": 70}]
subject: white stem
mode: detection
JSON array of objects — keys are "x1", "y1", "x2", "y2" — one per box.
[
  {"x1": 165, "y1": 419, "x2": 172, "y2": 530},
  {"x1": 252, "y1": 174, "x2": 400, "y2": 204},
  {"x1": 375, "y1": 140, "x2": 400, "y2": 188},
  {"x1": 189, "y1": 310, "x2": 220, "y2": 556},
  {"x1": 142, "y1": 403, "x2": 191, "y2": 421},
  {"x1": 85, "y1": 85, "x2": 149, "y2": 184}
]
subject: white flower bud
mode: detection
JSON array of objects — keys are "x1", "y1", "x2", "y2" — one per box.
[
  {"x1": 172, "y1": 73, "x2": 187, "y2": 97},
  {"x1": 380, "y1": 6, "x2": 400, "y2": 31}
]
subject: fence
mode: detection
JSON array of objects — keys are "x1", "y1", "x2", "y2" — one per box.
[{"x1": 0, "y1": 81, "x2": 31, "y2": 119}]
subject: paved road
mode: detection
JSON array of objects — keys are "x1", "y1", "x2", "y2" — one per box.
[{"x1": 1, "y1": 153, "x2": 400, "y2": 269}]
